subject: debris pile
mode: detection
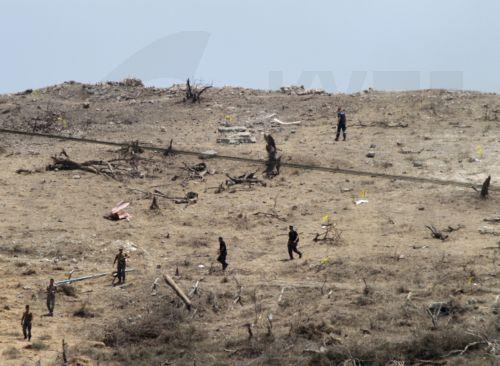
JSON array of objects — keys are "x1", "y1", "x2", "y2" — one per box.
[
  {"x1": 280, "y1": 85, "x2": 326, "y2": 96},
  {"x1": 104, "y1": 202, "x2": 132, "y2": 221},
  {"x1": 217, "y1": 126, "x2": 256, "y2": 144}
]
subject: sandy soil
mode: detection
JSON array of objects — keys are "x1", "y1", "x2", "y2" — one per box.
[{"x1": 0, "y1": 82, "x2": 498, "y2": 365}]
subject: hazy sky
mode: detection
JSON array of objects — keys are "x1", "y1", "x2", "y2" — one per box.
[{"x1": 1, "y1": 0, "x2": 499, "y2": 93}]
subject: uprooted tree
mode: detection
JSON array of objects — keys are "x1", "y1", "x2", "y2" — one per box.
[
  {"x1": 46, "y1": 147, "x2": 142, "y2": 180},
  {"x1": 264, "y1": 134, "x2": 281, "y2": 178},
  {"x1": 184, "y1": 78, "x2": 212, "y2": 103}
]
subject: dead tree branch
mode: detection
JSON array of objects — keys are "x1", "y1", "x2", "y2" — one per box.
[
  {"x1": 225, "y1": 172, "x2": 266, "y2": 187},
  {"x1": 425, "y1": 225, "x2": 449, "y2": 241},
  {"x1": 185, "y1": 78, "x2": 212, "y2": 103}
]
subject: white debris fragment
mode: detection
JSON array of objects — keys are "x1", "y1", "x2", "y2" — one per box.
[{"x1": 355, "y1": 199, "x2": 369, "y2": 205}]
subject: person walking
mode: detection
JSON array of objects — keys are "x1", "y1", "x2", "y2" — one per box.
[
  {"x1": 113, "y1": 248, "x2": 127, "y2": 285},
  {"x1": 287, "y1": 226, "x2": 302, "y2": 260},
  {"x1": 46, "y1": 279, "x2": 56, "y2": 316},
  {"x1": 335, "y1": 107, "x2": 347, "y2": 141},
  {"x1": 21, "y1": 305, "x2": 33, "y2": 341},
  {"x1": 217, "y1": 237, "x2": 228, "y2": 271}
]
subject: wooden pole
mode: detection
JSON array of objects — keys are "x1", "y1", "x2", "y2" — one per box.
[{"x1": 163, "y1": 273, "x2": 192, "y2": 311}]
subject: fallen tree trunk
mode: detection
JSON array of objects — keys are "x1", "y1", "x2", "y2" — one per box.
[{"x1": 163, "y1": 273, "x2": 192, "y2": 310}]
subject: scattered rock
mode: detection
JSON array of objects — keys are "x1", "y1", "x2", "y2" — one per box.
[
  {"x1": 366, "y1": 152, "x2": 375, "y2": 158},
  {"x1": 218, "y1": 126, "x2": 248, "y2": 133},
  {"x1": 88, "y1": 341, "x2": 106, "y2": 348},
  {"x1": 113, "y1": 240, "x2": 139, "y2": 253},
  {"x1": 484, "y1": 215, "x2": 500, "y2": 223},
  {"x1": 413, "y1": 161, "x2": 423, "y2": 168},
  {"x1": 199, "y1": 150, "x2": 218, "y2": 159},
  {"x1": 479, "y1": 226, "x2": 500, "y2": 236},
  {"x1": 22, "y1": 269, "x2": 36, "y2": 276},
  {"x1": 217, "y1": 125, "x2": 256, "y2": 144}
]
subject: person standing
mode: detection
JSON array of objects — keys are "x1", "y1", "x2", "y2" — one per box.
[
  {"x1": 217, "y1": 237, "x2": 228, "y2": 271},
  {"x1": 21, "y1": 305, "x2": 33, "y2": 341},
  {"x1": 335, "y1": 107, "x2": 347, "y2": 141},
  {"x1": 46, "y1": 279, "x2": 56, "y2": 316},
  {"x1": 288, "y1": 226, "x2": 302, "y2": 260},
  {"x1": 113, "y1": 248, "x2": 127, "y2": 285}
]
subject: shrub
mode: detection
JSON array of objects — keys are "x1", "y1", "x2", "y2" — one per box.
[{"x1": 2, "y1": 346, "x2": 20, "y2": 359}]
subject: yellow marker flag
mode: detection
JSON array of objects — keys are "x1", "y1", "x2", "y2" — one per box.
[
  {"x1": 321, "y1": 215, "x2": 330, "y2": 224},
  {"x1": 476, "y1": 146, "x2": 484, "y2": 159},
  {"x1": 57, "y1": 117, "x2": 68, "y2": 129}
]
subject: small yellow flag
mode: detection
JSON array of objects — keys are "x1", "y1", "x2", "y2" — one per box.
[
  {"x1": 321, "y1": 215, "x2": 330, "y2": 224},
  {"x1": 476, "y1": 146, "x2": 484, "y2": 158},
  {"x1": 57, "y1": 117, "x2": 68, "y2": 129},
  {"x1": 359, "y1": 190, "x2": 367, "y2": 199}
]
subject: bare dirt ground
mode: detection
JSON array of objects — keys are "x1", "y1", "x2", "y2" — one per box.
[{"x1": 0, "y1": 81, "x2": 498, "y2": 365}]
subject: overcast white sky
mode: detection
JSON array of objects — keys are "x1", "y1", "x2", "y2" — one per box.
[{"x1": 1, "y1": 0, "x2": 499, "y2": 93}]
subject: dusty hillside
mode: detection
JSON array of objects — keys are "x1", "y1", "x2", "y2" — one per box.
[{"x1": 0, "y1": 81, "x2": 498, "y2": 366}]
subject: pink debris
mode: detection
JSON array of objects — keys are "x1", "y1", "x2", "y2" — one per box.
[{"x1": 104, "y1": 201, "x2": 132, "y2": 221}]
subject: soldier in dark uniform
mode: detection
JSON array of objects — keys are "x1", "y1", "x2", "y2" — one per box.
[
  {"x1": 21, "y1": 305, "x2": 33, "y2": 341},
  {"x1": 46, "y1": 278, "x2": 56, "y2": 316},
  {"x1": 113, "y1": 248, "x2": 127, "y2": 284},
  {"x1": 217, "y1": 237, "x2": 228, "y2": 271},
  {"x1": 335, "y1": 107, "x2": 347, "y2": 141},
  {"x1": 288, "y1": 225, "x2": 302, "y2": 260}
]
